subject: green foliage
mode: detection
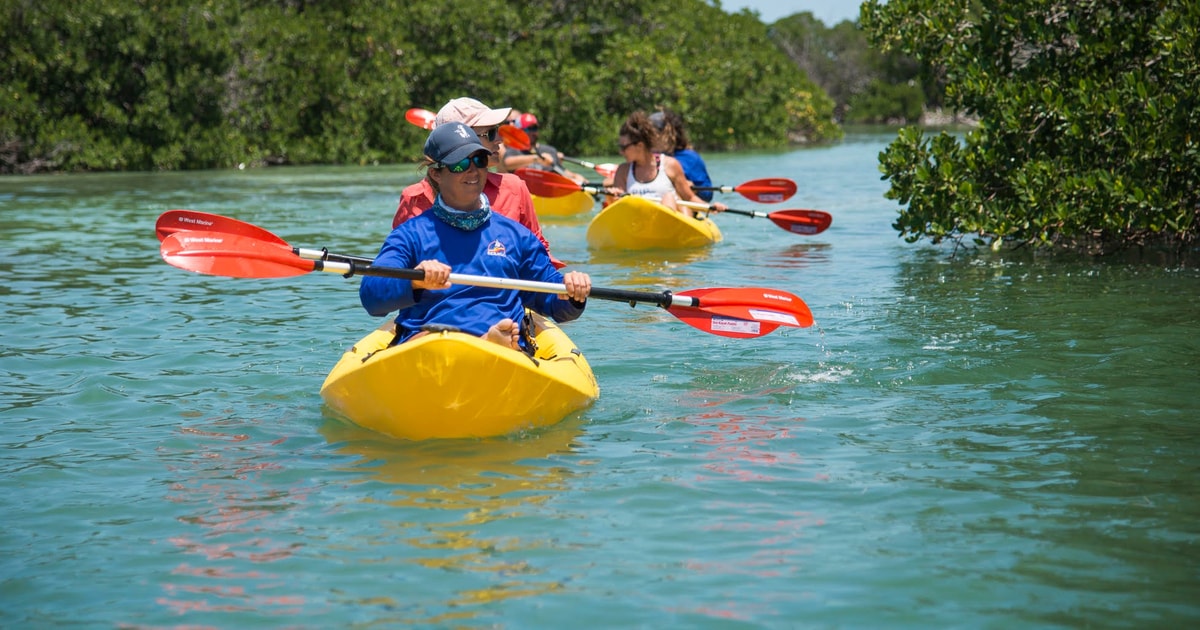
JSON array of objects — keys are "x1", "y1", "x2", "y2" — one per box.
[
  {"x1": 768, "y1": 10, "x2": 933, "y2": 124},
  {"x1": 0, "y1": 0, "x2": 840, "y2": 173},
  {"x1": 848, "y1": 79, "x2": 925, "y2": 124},
  {"x1": 862, "y1": 0, "x2": 1200, "y2": 253}
]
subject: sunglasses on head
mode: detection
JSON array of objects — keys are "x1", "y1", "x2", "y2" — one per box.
[
  {"x1": 474, "y1": 126, "x2": 499, "y2": 142},
  {"x1": 439, "y1": 153, "x2": 489, "y2": 173}
]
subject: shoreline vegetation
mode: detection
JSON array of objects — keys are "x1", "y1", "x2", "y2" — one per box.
[
  {"x1": 6, "y1": 1, "x2": 1193, "y2": 256},
  {"x1": 2, "y1": 1, "x2": 841, "y2": 176},
  {"x1": 1, "y1": 2, "x2": 935, "y2": 177},
  {"x1": 860, "y1": 0, "x2": 1198, "y2": 256}
]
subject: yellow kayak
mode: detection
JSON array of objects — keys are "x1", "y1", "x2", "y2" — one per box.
[
  {"x1": 586, "y1": 196, "x2": 722, "y2": 250},
  {"x1": 532, "y1": 190, "x2": 595, "y2": 217},
  {"x1": 320, "y1": 312, "x2": 598, "y2": 440}
]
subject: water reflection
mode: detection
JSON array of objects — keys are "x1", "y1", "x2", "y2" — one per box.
[
  {"x1": 586, "y1": 247, "x2": 712, "y2": 270},
  {"x1": 757, "y1": 242, "x2": 832, "y2": 270},
  {"x1": 686, "y1": 408, "x2": 804, "y2": 483},
  {"x1": 872, "y1": 248, "x2": 1200, "y2": 624},
  {"x1": 158, "y1": 418, "x2": 312, "y2": 619},
  {"x1": 670, "y1": 361, "x2": 814, "y2": 482},
  {"x1": 319, "y1": 418, "x2": 582, "y2": 618},
  {"x1": 660, "y1": 387, "x2": 825, "y2": 621}
]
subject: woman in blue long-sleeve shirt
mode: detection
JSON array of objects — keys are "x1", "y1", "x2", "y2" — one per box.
[
  {"x1": 651, "y1": 109, "x2": 716, "y2": 203},
  {"x1": 360, "y1": 122, "x2": 592, "y2": 350}
]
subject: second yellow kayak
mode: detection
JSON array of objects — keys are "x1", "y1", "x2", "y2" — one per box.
[
  {"x1": 585, "y1": 196, "x2": 722, "y2": 250},
  {"x1": 532, "y1": 190, "x2": 595, "y2": 217}
]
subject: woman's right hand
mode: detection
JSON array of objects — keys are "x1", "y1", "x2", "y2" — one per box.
[{"x1": 413, "y1": 259, "x2": 451, "y2": 290}]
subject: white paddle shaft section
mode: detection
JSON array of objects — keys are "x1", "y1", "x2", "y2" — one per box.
[
  {"x1": 294, "y1": 246, "x2": 371, "y2": 265},
  {"x1": 309, "y1": 259, "x2": 566, "y2": 292},
  {"x1": 677, "y1": 199, "x2": 767, "y2": 218},
  {"x1": 309, "y1": 259, "x2": 690, "y2": 310}
]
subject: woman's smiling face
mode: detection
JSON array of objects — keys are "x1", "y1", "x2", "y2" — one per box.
[{"x1": 430, "y1": 151, "x2": 489, "y2": 209}]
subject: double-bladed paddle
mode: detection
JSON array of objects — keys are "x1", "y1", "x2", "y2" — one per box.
[
  {"x1": 515, "y1": 169, "x2": 833, "y2": 236},
  {"x1": 581, "y1": 177, "x2": 798, "y2": 204},
  {"x1": 675, "y1": 201, "x2": 833, "y2": 236},
  {"x1": 691, "y1": 179, "x2": 797, "y2": 203},
  {"x1": 405, "y1": 110, "x2": 619, "y2": 178},
  {"x1": 156, "y1": 209, "x2": 373, "y2": 265},
  {"x1": 498, "y1": 125, "x2": 619, "y2": 179},
  {"x1": 405, "y1": 107, "x2": 437, "y2": 130},
  {"x1": 156, "y1": 213, "x2": 814, "y2": 339},
  {"x1": 561, "y1": 157, "x2": 618, "y2": 179}
]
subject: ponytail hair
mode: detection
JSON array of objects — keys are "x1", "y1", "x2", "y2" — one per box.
[
  {"x1": 619, "y1": 111, "x2": 662, "y2": 151},
  {"x1": 661, "y1": 109, "x2": 689, "y2": 152}
]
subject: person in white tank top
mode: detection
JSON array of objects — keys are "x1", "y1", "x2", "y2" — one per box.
[
  {"x1": 605, "y1": 111, "x2": 727, "y2": 218},
  {"x1": 624, "y1": 154, "x2": 675, "y2": 199}
]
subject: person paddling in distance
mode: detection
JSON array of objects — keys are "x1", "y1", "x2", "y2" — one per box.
[
  {"x1": 651, "y1": 108, "x2": 716, "y2": 203},
  {"x1": 496, "y1": 109, "x2": 556, "y2": 174},
  {"x1": 393, "y1": 97, "x2": 564, "y2": 268},
  {"x1": 362, "y1": 122, "x2": 592, "y2": 350},
  {"x1": 500, "y1": 112, "x2": 589, "y2": 186},
  {"x1": 605, "y1": 111, "x2": 726, "y2": 218}
]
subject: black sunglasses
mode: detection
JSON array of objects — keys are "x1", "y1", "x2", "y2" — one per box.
[
  {"x1": 439, "y1": 153, "x2": 489, "y2": 173},
  {"x1": 474, "y1": 126, "x2": 499, "y2": 142}
]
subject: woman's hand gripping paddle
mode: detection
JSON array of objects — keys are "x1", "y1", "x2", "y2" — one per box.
[{"x1": 499, "y1": 126, "x2": 618, "y2": 178}]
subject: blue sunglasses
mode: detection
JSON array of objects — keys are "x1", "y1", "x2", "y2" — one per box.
[{"x1": 439, "y1": 153, "x2": 489, "y2": 173}]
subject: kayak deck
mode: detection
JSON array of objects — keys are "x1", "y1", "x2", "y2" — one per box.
[
  {"x1": 320, "y1": 312, "x2": 598, "y2": 440},
  {"x1": 586, "y1": 196, "x2": 722, "y2": 250},
  {"x1": 532, "y1": 190, "x2": 595, "y2": 217}
]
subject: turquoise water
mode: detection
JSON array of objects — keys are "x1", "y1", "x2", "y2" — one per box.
[{"x1": 3, "y1": 132, "x2": 1199, "y2": 627}]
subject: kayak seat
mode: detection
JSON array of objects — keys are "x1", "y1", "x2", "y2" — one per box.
[{"x1": 420, "y1": 323, "x2": 463, "y2": 334}]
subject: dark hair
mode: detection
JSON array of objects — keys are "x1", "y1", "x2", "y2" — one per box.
[
  {"x1": 665, "y1": 109, "x2": 689, "y2": 152},
  {"x1": 619, "y1": 111, "x2": 661, "y2": 151},
  {"x1": 419, "y1": 156, "x2": 440, "y2": 192},
  {"x1": 654, "y1": 108, "x2": 690, "y2": 152}
]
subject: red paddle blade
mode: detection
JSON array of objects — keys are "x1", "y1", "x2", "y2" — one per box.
[
  {"x1": 405, "y1": 108, "x2": 436, "y2": 130},
  {"x1": 499, "y1": 125, "x2": 532, "y2": 151},
  {"x1": 161, "y1": 231, "x2": 314, "y2": 278},
  {"x1": 593, "y1": 163, "x2": 617, "y2": 178},
  {"x1": 669, "y1": 306, "x2": 785, "y2": 339},
  {"x1": 672, "y1": 287, "x2": 814, "y2": 328},
  {"x1": 768, "y1": 210, "x2": 832, "y2": 235},
  {"x1": 155, "y1": 210, "x2": 289, "y2": 245},
  {"x1": 737, "y1": 178, "x2": 797, "y2": 203},
  {"x1": 515, "y1": 168, "x2": 582, "y2": 197}
]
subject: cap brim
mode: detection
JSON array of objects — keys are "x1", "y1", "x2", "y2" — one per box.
[{"x1": 472, "y1": 107, "x2": 512, "y2": 127}]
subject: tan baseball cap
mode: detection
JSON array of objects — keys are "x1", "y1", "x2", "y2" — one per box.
[{"x1": 434, "y1": 97, "x2": 512, "y2": 128}]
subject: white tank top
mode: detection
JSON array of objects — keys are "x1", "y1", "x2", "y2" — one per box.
[{"x1": 625, "y1": 156, "x2": 675, "y2": 199}]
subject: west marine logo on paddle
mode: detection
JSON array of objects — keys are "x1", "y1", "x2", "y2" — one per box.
[
  {"x1": 178, "y1": 216, "x2": 214, "y2": 228},
  {"x1": 181, "y1": 234, "x2": 226, "y2": 244},
  {"x1": 486, "y1": 240, "x2": 507, "y2": 256}
]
